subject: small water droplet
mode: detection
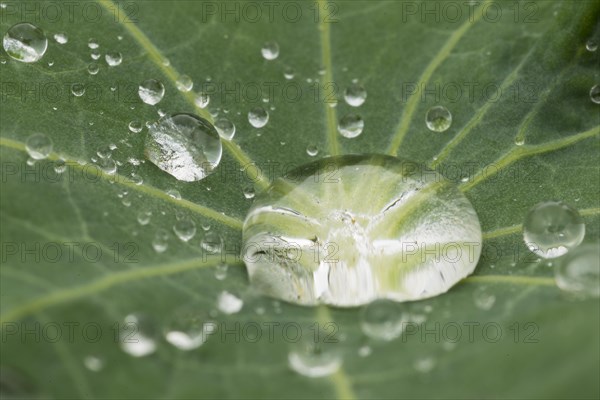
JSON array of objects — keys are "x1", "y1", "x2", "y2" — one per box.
[
  {"x1": 214, "y1": 262, "x2": 228, "y2": 280},
  {"x1": 176, "y1": 74, "x2": 193, "y2": 92},
  {"x1": 283, "y1": 66, "x2": 295, "y2": 79},
  {"x1": 214, "y1": 117, "x2": 236, "y2": 140},
  {"x1": 83, "y1": 355, "x2": 104, "y2": 372},
  {"x1": 105, "y1": 51, "x2": 122, "y2": 66},
  {"x1": 243, "y1": 186, "x2": 255, "y2": 199},
  {"x1": 71, "y1": 83, "x2": 85, "y2": 97},
  {"x1": 201, "y1": 231, "x2": 223, "y2": 254},
  {"x1": 288, "y1": 336, "x2": 341, "y2": 378},
  {"x1": 166, "y1": 188, "x2": 182, "y2": 200},
  {"x1": 146, "y1": 113, "x2": 222, "y2": 181},
  {"x1": 128, "y1": 120, "x2": 143, "y2": 133},
  {"x1": 137, "y1": 209, "x2": 152, "y2": 225},
  {"x1": 358, "y1": 345, "x2": 372, "y2": 357},
  {"x1": 555, "y1": 244, "x2": 599, "y2": 298},
  {"x1": 306, "y1": 144, "x2": 319, "y2": 157},
  {"x1": 344, "y1": 82, "x2": 367, "y2": 107},
  {"x1": 590, "y1": 84, "x2": 600, "y2": 104},
  {"x1": 25, "y1": 133, "x2": 52, "y2": 160},
  {"x1": 53, "y1": 158, "x2": 66, "y2": 174},
  {"x1": 414, "y1": 356, "x2": 436, "y2": 373},
  {"x1": 472, "y1": 285, "x2": 496, "y2": 310},
  {"x1": 194, "y1": 92, "x2": 210, "y2": 109},
  {"x1": 248, "y1": 107, "x2": 269, "y2": 128},
  {"x1": 119, "y1": 314, "x2": 157, "y2": 357},
  {"x1": 130, "y1": 172, "x2": 143, "y2": 185},
  {"x1": 217, "y1": 291, "x2": 243, "y2": 314},
  {"x1": 261, "y1": 41, "x2": 279, "y2": 60},
  {"x1": 337, "y1": 114, "x2": 364, "y2": 138},
  {"x1": 90, "y1": 50, "x2": 101, "y2": 60},
  {"x1": 360, "y1": 299, "x2": 406, "y2": 341},
  {"x1": 173, "y1": 218, "x2": 196, "y2": 242},
  {"x1": 88, "y1": 38, "x2": 99, "y2": 49},
  {"x1": 53, "y1": 32, "x2": 68, "y2": 44},
  {"x1": 523, "y1": 201, "x2": 585, "y2": 258},
  {"x1": 87, "y1": 63, "x2": 99, "y2": 75},
  {"x1": 163, "y1": 305, "x2": 214, "y2": 351},
  {"x1": 138, "y1": 79, "x2": 165, "y2": 105},
  {"x1": 426, "y1": 106, "x2": 452, "y2": 132},
  {"x1": 3, "y1": 23, "x2": 48, "y2": 63},
  {"x1": 152, "y1": 229, "x2": 169, "y2": 253},
  {"x1": 586, "y1": 39, "x2": 598, "y2": 52}
]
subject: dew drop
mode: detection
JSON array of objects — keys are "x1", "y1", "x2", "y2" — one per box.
[
  {"x1": 243, "y1": 186, "x2": 256, "y2": 199},
  {"x1": 214, "y1": 117, "x2": 236, "y2": 140},
  {"x1": 306, "y1": 144, "x2": 319, "y2": 157},
  {"x1": 53, "y1": 32, "x2": 68, "y2": 44},
  {"x1": 472, "y1": 285, "x2": 496, "y2": 310},
  {"x1": 152, "y1": 229, "x2": 169, "y2": 253},
  {"x1": 105, "y1": 51, "x2": 122, "y2": 66},
  {"x1": 194, "y1": 91, "x2": 210, "y2": 108},
  {"x1": 555, "y1": 244, "x2": 599, "y2": 298},
  {"x1": 83, "y1": 355, "x2": 104, "y2": 372},
  {"x1": 130, "y1": 172, "x2": 143, "y2": 185},
  {"x1": 88, "y1": 38, "x2": 99, "y2": 49},
  {"x1": 425, "y1": 105, "x2": 452, "y2": 132},
  {"x1": 288, "y1": 336, "x2": 341, "y2": 378},
  {"x1": 138, "y1": 79, "x2": 165, "y2": 105},
  {"x1": 337, "y1": 114, "x2": 364, "y2": 138},
  {"x1": 217, "y1": 291, "x2": 243, "y2": 314},
  {"x1": 586, "y1": 39, "x2": 598, "y2": 52},
  {"x1": 261, "y1": 41, "x2": 279, "y2": 60},
  {"x1": 344, "y1": 82, "x2": 367, "y2": 107},
  {"x1": 242, "y1": 155, "x2": 482, "y2": 306},
  {"x1": 119, "y1": 314, "x2": 157, "y2": 357},
  {"x1": 360, "y1": 299, "x2": 406, "y2": 341},
  {"x1": 173, "y1": 218, "x2": 196, "y2": 242},
  {"x1": 90, "y1": 51, "x2": 101, "y2": 60},
  {"x1": 523, "y1": 201, "x2": 585, "y2": 258},
  {"x1": 163, "y1": 306, "x2": 215, "y2": 351},
  {"x1": 590, "y1": 84, "x2": 600, "y2": 104},
  {"x1": 515, "y1": 137, "x2": 525, "y2": 146},
  {"x1": 25, "y1": 133, "x2": 52, "y2": 160},
  {"x1": 283, "y1": 66, "x2": 295, "y2": 79},
  {"x1": 176, "y1": 75, "x2": 193, "y2": 92},
  {"x1": 201, "y1": 231, "x2": 223, "y2": 254},
  {"x1": 214, "y1": 262, "x2": 228, "y2": 280},
  {"x1": 145, "y1": 113, "x2": 222, "y2": 181},
  {"x1": 71, "y1": 83, "x2": 85, "y2": 97},
  {"x1": 166, "y1": 188, "x2": 181, "y2": 200},
  {"x1": 414, "y1": 356, "x2": 436, "y2": 373},
  {"x1": 137, "y1": 209, "x2": 152, "y2": 225},
  {"x1": 53, "y1": 158, "x2": 66, "y2": 174},
  {"x1": 3, "y1": 23, "x2": 48, "y2": 63},
  {"x1": 358, "y1": 345, "x2": 372, "y2": 357},
  {"x1": 128, "y1": 120, "x2": 143, "y2": 133},
  {"x1": 248, "y1": 107, "x2": 269, "y2": 128},
  {"x1": 87, "y1": 63, "x2": 99, "y2": 75}
]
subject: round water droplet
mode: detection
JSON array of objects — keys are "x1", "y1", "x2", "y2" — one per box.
[
  {"x1": 119, "y1": 313, "x2": 157, "y2": 357},
  {"x1": 214, "y1": 117, "x2": 236, "y2": 140},
  {"x1": 87, "y1": 63, "x2": 99, "y2": 75},
  {"x1": 83, "y1": 355, "x2": 104, "y2": 372},
  {"x1": 248, "y1": 107, "x2": 269, "y2": 128},
  {"x1": 163, "y1": 305, "x2": 214, "y2": 351},
  {"x1": 360, "y1": 299, "x2": 407, "y2": 341},
  {"x1": 53, "y1": 32, "x2": 68, "y2": 44},
  {"x1": 472, "y1": 285, "x2": 496, "y2": 310},
  {"x1": 25, "y1": 133, "x2": 52, "y2": 160},
  {"x1": 90, "y1": 51, "x2": 100, "y2": 60},
  {"x1": 283, "y1": 66, "x2": 295, "y2": 79},
  {"x1": 201, "y1": 231, "x2": 223, "y2": 254},
  {"x1": 173, "y1": 218, "x2": 196, "y2": 242},
  {"x1": 242, "y1": 155, "x2": 482, "y2": 306},
  {"x1": 337, "y1": 114, "x2": 364, "y2": 138},
  {"x1": 145, "y1": 113, "x2": 222, "y2": 182},
  {"x1": 586, "y1": 39, "x2": 598, "y2": 52},
  {"x1": 105, "y1": 51, "x2": 122, "y2": 66},
  {"x1": 138, "y1": 79, "x2": 165, "y2": 105},
  {"x1": 515, "y1": 137, "x2": 525, "y2": 146},
  {"x1": 88, "y1": 38, "x2": 99, "y2": 49},
  {"x1": 306, "y1": 145, "x2": 319, "y2": 157},
  {"x1": 523, "y1": 201, "x2": 585, "y2": 258},
  {"x1": 130, "y1": 173, "x2": 143, "y2": 185},
  {"x1": 128, "y1": 120, "x2": 143, "y2": 133},
  {"x1": 176, "y1": 75, "x2": 193, "y2": 92},
  {"x1": 214, "y1": 263, "x2": 228, "y2": 280},
  {"x1": 344, "y1": 82, "x2": 367, "y2": 107},
  {"x1": 426, "y1": 106, "x2": 452, "y2": 132},
  {"x1": 555, "y1": 244, "x2": 599, "y2": 298},
  {"x1": 590, "y1": 84, "x2": 600, "y2": 104},
  {"x1": 96, "y1": 157, "x2": 117, "y2": 175},
  {"x1": 71, "y1": 83, "x2": 85, "y2": 97},
  {"x1": 53, "y1": 158, "x2": 66, "y2": 174},
  {"x1": 166, "y1": 188, "x2": 181, "y2": 200},
  {"x1": 261, "y1": 41, "x2": 279, "y2": 60},
  {"x1": 288, "y1": 336, "x2": 341, "y2": 378},
  {"x1": 3, "y1": 23, "x2": 47, "y2": 63},
  {"x1": 243, "y1": 186, "x2": 255, "y2": 200},
  {"x1": 217, "y1": 291, "x2": 243, "y2": 314},
  {"x1": 152, "y1": 229, "x2": 169, "y2": 253},
  {"x1": 137, "y1": 209, "x2": 152, "y2": 225},
  {"x1": 194, "y1": 92, "x2": 210, "y2": 108}
]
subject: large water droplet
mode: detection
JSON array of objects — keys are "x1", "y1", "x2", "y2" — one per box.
[
  {"x1": 590, "y1": 84, "x2": 600, "y2": 104},
  {"x1": 425, "y1": 106, "x2": 452, "y2": 132},
  {"x1": 25, "y1": 133, "x2": 52, "y2": 160},
  {"x1": 216, "y1": 291, "x2": 243, "y2": 314},
  {"x1": 337, "y1": 114, "x2": 364, "y2": 138},
  {"x1": 248, "y1": 107, "x2": 269, "y2": 128},
  {"x1": 523, "y1": 201, "x2": 585, "y2": 258},
  {"x1": 138, "y1": 79, "x2": 165, "y2": 105},
  {"x1": 105, "y1": 51, "x2": 122, "y2": 66},
  {"x1": 145, "y1": 113, "x2": 222, "y2": 181},
  {"x1": 261, "y1": 41, "x2": 279, "y2": 60},
  {"x1": 242, "y1": 155, "x2": 482, "y2": 306},
  {"x1": 119, "y1": 314, "x2": 157, "y2": 357},
  {"x1": 3, "y1": 23, "x2": 47, "y2": 63},
  {"x1": 555, "y1": 244, "x2": 599, "y2": 298},
  {"x1": 344, "y1": 82, "x2": 367, "y2": 107},
  {"x1": 288, "y1": 336, "x2": 341, "y2": 378},
  {"x1": 214, "y1": 117, "x2": 236, "y2": 140},
  {"x1": 360, "y1": 299, "x2": 406, "y2": 341},
  {"x1": 173, "y1": 218, "x2": 196, "y2": 242}
]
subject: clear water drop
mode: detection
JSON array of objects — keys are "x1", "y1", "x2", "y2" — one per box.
[
  {"x1": 87, "y1": 63, "x2": 99, "y2": 75},
  {"x1": 426, "y1": 106, "x2": 452, "y2": 132},
  {"x1": 261, "y1": 41, "x2": 279, "y2": 60},
  {"x1": 586, "y1": 39, "x2": 598, "y2": 52},
  {"x1": 414, "y1": 356, "x2": 436, "y2": 373},
  {"x1": 137, "y1": 209, "x2": 152, "y2": 225},
  {"x1": 53, "y1": 158, "x2": 66, "y2": 174},
  {"x1": 360, "y1": 299, "x2": 407, "y2": 341},
  {"x1": 337, "y1": 114, "x2": 364, "y2": 138},
  {"x1": 201, "y1": 231, "x2": 223, "y2": 254},
  {"x1": 515, "y1": 137, "x2": 525, "y2": 146},
  {"x1": 119, "y1": 314, "x2": 157, "y2": 357},
  {"x1": 472, "y1": 285, "x2": 496, "y2": 310},
  {"x1": 194, "y1": 92, "x2": 210, "y2": 108},
  {"x1": 523, "y1": 201, "x2": 585, "y2": 258},
  {"x1": 71, "y1": 83, "x2": 85, "y2": 97},
  {"x1": 344, "y1": 82, "x2": 367, "y2": 107},
  {"x1": 83, "y1": 355, "x2": 104, "y2": 372},
  {"x1": 105, "y1": 51, "x2": 122, "y2": 66},
  {"x1": 53, "y1": 32, "x2": 68, "y2": 44},
  {"x1": 242, "y1": 155, "x2": 482, "y2": 306},
  {"x1": 88, "y1": 38, "x2": 99, "y2": 49},
  {"x1": 176, "y1": 75, "x2": 193, "y2": 92},
  {"x1": 130, "y1": 173, "x2": 143, "y2": 185},
  {"x1": 555, "y1": 244, "x2": 599, "y2": 298},
  {"x1": 283, "y1": 66, "x2": 295, "y2": 79},
  {"x1": 128, "y1": 120, "x2": 143, "y2": 133},
  {"x1": 214, "y1": 263, "x2": 228, "y2": 280},
  {"x1": 3, "y1": 23, "x2": 47, "y2": 63},
  {"x1": 288, "y1": 336, "x2": 341, "y2": 378},
  {"x1": 166, "y1": 188, "x2": 181, "y2": 200},
  {"x1": 152, "y1": 229, "x2": 169, "y2": 253},
  {"x1": 248, "y1": 107, "x2": 269, "y2": 128},
  {"x1": 163, "y1": 305, "x2": 214, "y2": 351},
  {"x1": 214, "y1": 117, "x2": 236, "y2": 140},
  {"x1": 358, "y1": 345, "x2": 372, "y2": 357},
  {"x1": 145, "y1": 113, "x2": 222, "y2": 182},
  {"x1": 90, "y1": 50, "x2": 100, "y2": 60},
  {"x1": 25, "y1": 133, "x2": 52, "y2": 160},
  {"x1": 173, "y1": 218, "x2": 196, "y2": 242},
  {"x1": 590, "y1": 84, "x2": 600, "y2": 104},
  {"x1": 243, "y1": 186, "x2": 255, "y2": 199},
  {"x1": 138, "y1": 79, "x2": 165, "y2": 105},
  {"x1": 217, "y1": 291, "x2": 243, "y2": 314}
]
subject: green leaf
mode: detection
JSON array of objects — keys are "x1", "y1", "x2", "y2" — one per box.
[{"x1": 1, "y1": 0, "x2": 599, "y2": 398}]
